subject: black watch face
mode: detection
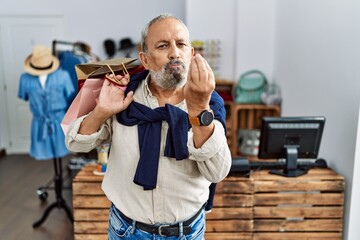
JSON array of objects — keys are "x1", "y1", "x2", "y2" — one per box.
[{"x1": 200, "y1": 111, "x2": 214, "y2": 126}]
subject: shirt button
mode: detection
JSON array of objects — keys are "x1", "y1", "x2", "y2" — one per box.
[{"x1": 156, "y1": 185, "x2": 159, "y2": 189}]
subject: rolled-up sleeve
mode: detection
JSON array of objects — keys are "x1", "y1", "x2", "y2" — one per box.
[
  {"x1": 187, "y1": 120, "x2": 232, "y2": 183},
  {"x1": 65, "y1": 114, "x2": 112, "y2": 153}
]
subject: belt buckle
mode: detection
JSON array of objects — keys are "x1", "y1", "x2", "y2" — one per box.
[{"x1": 158, "y1": 225, "x2": 170, "y2": 237}]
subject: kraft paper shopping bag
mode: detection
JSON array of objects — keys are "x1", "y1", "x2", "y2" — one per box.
[{"x1": 75, "y1": 58, "x2": 138, "y2": 80}]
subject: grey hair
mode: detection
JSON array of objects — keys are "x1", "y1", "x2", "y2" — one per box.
[{"x1": 141, "y1": 13, "x2": 190, "y2": 53}]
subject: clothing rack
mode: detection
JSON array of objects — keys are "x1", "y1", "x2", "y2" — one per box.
[
  {"x1": 52, "y1": 39, "x2": 94, "y2": 57},
  {"x1": 53, "y1": 39, "x2": 97, "y2": 168},
  {"x1": 52, "y1": 39, "x2": 89, "y2": 56},
  {"x1": 52, "y1": 40, "x2": 76, "y2": 55}
]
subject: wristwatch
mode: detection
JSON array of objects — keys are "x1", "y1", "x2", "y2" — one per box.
[{"x1": 188, "y1": 109, "x2": 214, "y2": 126}]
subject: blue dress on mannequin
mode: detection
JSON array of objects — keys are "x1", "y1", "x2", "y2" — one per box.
[{"x1": 18, "y1": 69, "x2": 75, "y2": 160}]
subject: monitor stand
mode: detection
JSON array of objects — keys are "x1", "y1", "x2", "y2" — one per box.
[{"x1": 270, "y1": 145, "x2": 308, "y2": 177}]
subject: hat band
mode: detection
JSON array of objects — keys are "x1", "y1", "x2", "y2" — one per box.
[{"x1": 30, "y1": 61, "x2": 53, "y2": 70}]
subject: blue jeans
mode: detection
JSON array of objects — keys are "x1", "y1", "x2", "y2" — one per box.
[{"x1": 108, "y1": 204, "x2": 205, "y2": 240}]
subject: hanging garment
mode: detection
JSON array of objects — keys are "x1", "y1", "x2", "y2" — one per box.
[
  {"x1": 57, "y1": 50, "x2": 87, "y2": 101},
  {"x1": 18, "y1": 69, "x2": 75, "y2": 160}
]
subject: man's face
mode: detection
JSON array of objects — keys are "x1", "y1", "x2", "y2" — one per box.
[{"x1": 140, "y1": 18, "x2": 194, "y2": 89}]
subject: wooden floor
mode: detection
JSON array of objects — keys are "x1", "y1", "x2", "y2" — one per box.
[{"x1": 0, "y1": 154, "x2": 76, "y2": 240}]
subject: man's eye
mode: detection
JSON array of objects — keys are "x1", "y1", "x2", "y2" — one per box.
[
  {"x1": 178, "y1": 43, "x2": 187, "y2": 47},
  {"x1": 157, "y1": 44, "x2": 167, "y2": 49}
]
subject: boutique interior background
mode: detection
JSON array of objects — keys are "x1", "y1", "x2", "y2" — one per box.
[{"x1": 0, "y1": 0, "x2": 359, "y2": 239}]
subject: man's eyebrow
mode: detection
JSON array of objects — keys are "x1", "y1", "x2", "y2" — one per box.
[
  {"x1": 156, "y1": 37, "x2": 187, "y2": 43},
  {"x1": 175, "y1": 37, "x2": 187, "y2": 42},
  {"x1": 152, "y1": 38, "x2": 188, "y2": 47},
  {"x1": 154, "y1": 40, "x2": 169, "y2": 45}
]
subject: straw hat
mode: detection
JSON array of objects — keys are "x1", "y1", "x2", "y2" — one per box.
[{"x1": 24, "y1": 45, "x2": 60, "y2": 76}]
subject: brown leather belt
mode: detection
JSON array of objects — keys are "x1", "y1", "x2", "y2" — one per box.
[{"x1": 118, "y1": 206, "x2": 203, "y2": 236}]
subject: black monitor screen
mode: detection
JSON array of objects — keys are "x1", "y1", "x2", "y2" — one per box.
[{"x1": 258, "y1": 116, "x2": 325, "y2": 177}]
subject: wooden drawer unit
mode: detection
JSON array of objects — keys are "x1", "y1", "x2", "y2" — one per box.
[
  {"x1": 73, "y1": 166, "x2": 344, "y2": 240},
  {"x1": 72, "y1": 164, "x2": 108, "y2": 240},
  {"x1": 251, "y1": 168, "x2": 344, "y2": 240},
  {"x1": 205, "y1": 174, "x2": 253, "y2": 240}
]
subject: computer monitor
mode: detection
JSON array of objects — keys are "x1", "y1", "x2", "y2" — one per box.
[{"x1": 258, "y1": 116, "x2": 325, "y2": 177}]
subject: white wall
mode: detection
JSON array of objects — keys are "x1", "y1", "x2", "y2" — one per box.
[
  {"x1": 348, "y1": 105, "x2": 360, "y2": 240},
  {"x1": 235, "y1": 0, "x2": 276, "y2": 82},
  {"x1": 186, "y1": 0, "x2": 237, "y2": 80},
  {"x1": 186, "y1": 0, "x2": 276, "y2": 82},
  {"x1": 274, "y1": 1, "x2": 360, "y2": 239},
  {"x1": 0, "y1": 39, "x2": 6, "y2": 149}
]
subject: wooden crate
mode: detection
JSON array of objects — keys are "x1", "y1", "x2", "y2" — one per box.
[
  {"x1": 72, "y1": 164, "x2": 109, "y2": 240},
  {"x1": 230, "y1": 104, "x2": 281, "y2": 158},
  {"x1": 251, "y1": 168, "x2": 345, "y2": 240},
  {"x1": 205, "y1": 174, "x2": 253, "y2": 240}
]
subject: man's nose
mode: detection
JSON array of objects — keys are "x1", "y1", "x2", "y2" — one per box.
[{"x1": 168, "y1": 45, "x2": 180, "y2": 59}]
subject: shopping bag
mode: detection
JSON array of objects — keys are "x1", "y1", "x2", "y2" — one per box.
[
  {"x1": 61, "y1": 78, "x2": 103, "y2": 135},
  {"x1": 75, "y1": 58, "x2": 138, "y2": 80},
  {"x1": 76, "y1": 58, "x2": 144, "y2": 92}
]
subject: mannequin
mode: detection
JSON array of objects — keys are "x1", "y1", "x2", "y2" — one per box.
[{"x1": 18, "y1": 45, "x2": 75, "y2": 227}]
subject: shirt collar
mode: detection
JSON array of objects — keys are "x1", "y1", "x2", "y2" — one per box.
[{"x1": 143, "y1": 73, "x2": 152, "y2": 98}]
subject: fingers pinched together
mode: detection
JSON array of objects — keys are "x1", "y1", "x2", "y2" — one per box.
[{"x1": 184, "y1": 54, "x2": 215, "y2": 112}]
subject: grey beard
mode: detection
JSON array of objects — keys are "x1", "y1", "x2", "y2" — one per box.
[{"x1": 149, "y1": 60, "x2": 187, "y2": 89}]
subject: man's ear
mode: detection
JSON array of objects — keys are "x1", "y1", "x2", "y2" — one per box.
[
  {"x1": 191, "y1": 47, "x2": 195, "y2": 56},
  {"x1": 139, "y1": 52, "x2": 150, "y2": 70}
]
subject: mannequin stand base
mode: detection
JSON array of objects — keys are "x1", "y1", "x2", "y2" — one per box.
[
  {"x1": 33, "y1": 157, "x2": 74, "y2": 228},
  {"x1": 32, "y1": 197, "x2": 74, "y2": 228}
]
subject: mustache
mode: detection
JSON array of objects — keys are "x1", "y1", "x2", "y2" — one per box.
[{"x1": 165, "y1": 59, "x2": 186, "y2": 69}]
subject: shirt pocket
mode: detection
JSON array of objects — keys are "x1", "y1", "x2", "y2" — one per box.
[{"x1": 171, "y1": 158, "x2": 201, "y2": 178}]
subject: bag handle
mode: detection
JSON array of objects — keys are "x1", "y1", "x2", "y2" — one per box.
[
  {"x1": 105, "y1": 63, "x2": 129, "y2": 86},
  {"x1": 239, "y1": 69, "x2": 267, "y2": 82},
  {"x1": 232, "y1": 69, "x2": 267, "y2": 99}
]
